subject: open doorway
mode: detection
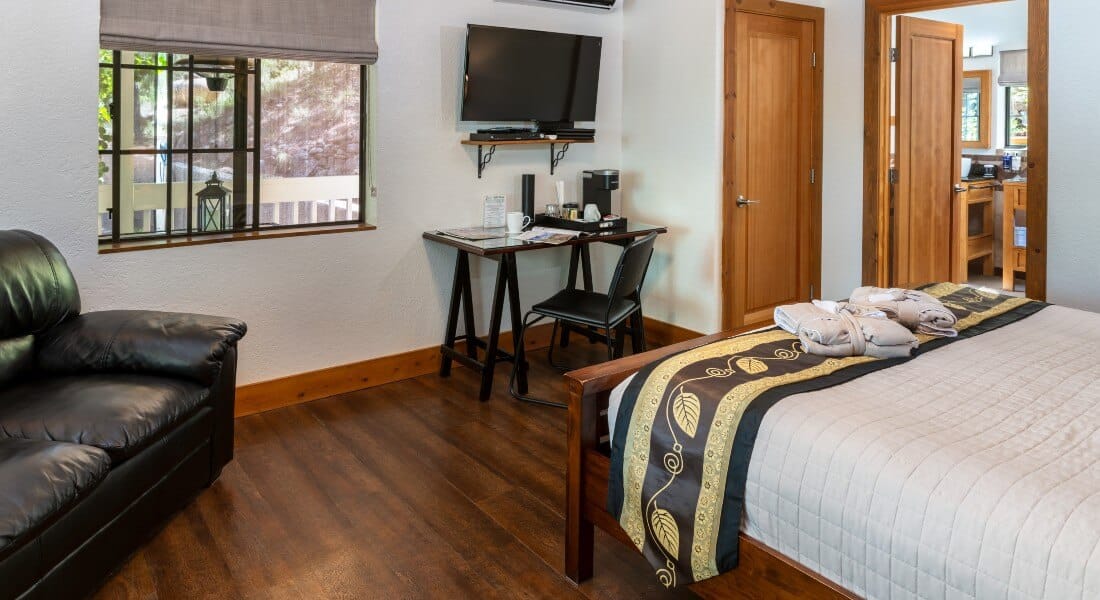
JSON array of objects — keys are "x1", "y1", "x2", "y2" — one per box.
[{"x1": 863, "y1": 0, "x2": 1048, "y2": 300}]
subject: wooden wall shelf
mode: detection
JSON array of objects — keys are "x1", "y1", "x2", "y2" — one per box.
[
  {"x1": 960, "y1": 181, "x2": 995, "y2": 277},
  {"x1": 1002, "y1": 180, "x2": 1028, "y2": 291},
  {"x1": 461, "y1": 138, "x2": 594, "y2": 178}
]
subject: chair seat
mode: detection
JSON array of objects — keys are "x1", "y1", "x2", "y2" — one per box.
[
  {"x1": 0, "y1": 439, "x2": 110, "y2": 555},
  {"x1": 0, "y1": 375, "x2": 209, "y2": 463},
  {"x1": 532, "y1": 289, "x2": 639, "y2": 328}
]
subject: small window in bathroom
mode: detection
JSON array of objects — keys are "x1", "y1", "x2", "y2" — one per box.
[{"x1": 1005, "y1": 85, "x2": 1029, "y2": 148}]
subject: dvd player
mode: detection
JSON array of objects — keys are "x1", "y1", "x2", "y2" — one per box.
[{"x1": 469, "y1": 132, "x2": 546, "y2": 142}]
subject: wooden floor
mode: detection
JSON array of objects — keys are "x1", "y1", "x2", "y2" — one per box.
[{"x1": 94, "y1": 345, "x2": 695, "y2": 599}]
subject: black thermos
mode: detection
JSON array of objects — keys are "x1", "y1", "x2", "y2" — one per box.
[{"x1": 521, "y1": 174, "x2": 535, "y2": 219}]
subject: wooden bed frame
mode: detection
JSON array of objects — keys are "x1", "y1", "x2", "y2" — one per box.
[{"x1": 564, "y1": 330, "x2": 860, "y2": 599}]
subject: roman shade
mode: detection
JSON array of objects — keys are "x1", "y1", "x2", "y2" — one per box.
[
  {"x1": 100, "y1": 0, "x2": 378, "y2": 65},
  {"x1": 998, "y1": 49, "x2": 1027, "y2": 86}
]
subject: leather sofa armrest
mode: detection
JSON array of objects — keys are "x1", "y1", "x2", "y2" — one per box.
[{"x1": 35, "y1": 310, "x2": 247, "y2": 386}]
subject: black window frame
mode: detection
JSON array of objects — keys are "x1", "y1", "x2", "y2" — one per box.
[{"x1": 98, "y1": 51, "x2": 369, "y2": 244}]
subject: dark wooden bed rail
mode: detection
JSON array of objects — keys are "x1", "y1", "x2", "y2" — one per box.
[{"x1": 564, "y1": 329, "x2": 859, "y2": 599}]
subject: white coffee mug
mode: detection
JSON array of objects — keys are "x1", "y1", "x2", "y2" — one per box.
[{"x1": 506, "y1": 212, "x2": 532, "y2": 234}]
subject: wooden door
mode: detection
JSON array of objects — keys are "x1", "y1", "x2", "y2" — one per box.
[
  {"x1": 893, "y1": 16, "x2": 965, "y2": 287},
  {"x1": 725, "y1": 7, "x2": 820, "y2": 329}
]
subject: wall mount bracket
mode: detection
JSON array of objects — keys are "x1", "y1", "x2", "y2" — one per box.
[
  {"x1": 476, "y1": 144, "x2": 498, "y2": 178},
  {"x1": 462, "y1": 139, "x2": 593, "y2": 179},
  {"x1": 550, "y1": 143, "x2": 572, "y2": 175}
]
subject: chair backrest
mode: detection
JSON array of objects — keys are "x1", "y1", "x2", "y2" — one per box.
[{"x1": 606, "y1": 232, "x2": 658, "y2": 305}]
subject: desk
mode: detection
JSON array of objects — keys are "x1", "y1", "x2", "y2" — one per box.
[{"x1": 423, "y1": 223, "x2": 668, "y2": 401}]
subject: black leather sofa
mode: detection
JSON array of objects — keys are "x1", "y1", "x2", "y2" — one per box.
[{"x1": 0, "y1": 230, "x2": 246, "y2": 599}]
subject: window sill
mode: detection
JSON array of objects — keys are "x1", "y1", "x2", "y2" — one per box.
[{"x1": 98, "y1": 223, "x2": 377, "y2": 254}]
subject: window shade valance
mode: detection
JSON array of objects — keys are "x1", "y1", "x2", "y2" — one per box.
[
  {"x1": 998, "y1": 49, "x2": 1027, "y2": 86},
  {"x1": 100, "y1": 0, "x2": 378, "y2": 65}
]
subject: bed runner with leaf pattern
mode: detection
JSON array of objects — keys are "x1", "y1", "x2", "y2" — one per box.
[{"x1": 608, "y1": 283, "x2": 1047, "y2": 587}]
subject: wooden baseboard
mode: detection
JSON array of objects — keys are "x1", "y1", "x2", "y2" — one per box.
[
  {"x1": 643, "y1": 317, "x2": 705, "y2": 346},
  {"x1": 236, "y1": 324, "x2": 555, "y2": 417},
  {"x1": 235, "y1": 318, "x2": 705, "y2": 417}
]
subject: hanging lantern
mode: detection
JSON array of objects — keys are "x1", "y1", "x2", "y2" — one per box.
[{"x1": 196, "y1": 172, "x2": 231, "y2": 231}]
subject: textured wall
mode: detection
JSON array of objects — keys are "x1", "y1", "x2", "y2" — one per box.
[
  {"x1": 1047, "y1": 1, "x2": 1100, "y2": 311},
  {"x1": 620, "y1": 0, "x2": 843, "y2": 338},
  {"x1": 0, "y1": 1, "x2": 624, "y2": 384},
  {"x1": 620, "y1": 0, "x2": 726, "y2": 334}
]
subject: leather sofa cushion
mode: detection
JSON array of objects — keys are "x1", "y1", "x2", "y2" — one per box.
[
  {"x1": 0, "y1": 439, "x2": 109, "y2": 554},
  {"x1": 0, "y1": 230, "x2": 81, "y2": 339},
  {"x1": 35, "y1": 310, "x2": 247, "y2": 386},
  {"x1": 0, "y1": 375, "x2": 209, "y2": 462},
  {"x1": 0, "y1": 335, "x2": 33, "y2": 386}
]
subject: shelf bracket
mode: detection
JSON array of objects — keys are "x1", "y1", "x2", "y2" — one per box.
[
  {"x1": 477, "y1": 144, "x2": 497, "y2": 179},
  {"x1": 550, "y1": 143, "x2": 572, "y2": 175}
]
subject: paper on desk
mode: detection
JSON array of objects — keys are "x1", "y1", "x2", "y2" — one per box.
[
  {"x1": 437, "y1": 227, "x2": 508, "y2": 241},
  {"x1": 514, "y1": 226, "x2": 581, "y2": 245}
]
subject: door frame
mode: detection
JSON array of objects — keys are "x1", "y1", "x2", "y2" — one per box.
[
  {"x1": 721, "y1": 0, "x2": 825, "y2": 330},
  {"x1": 863, "y1": 0, "x2": 1049, "y2": 300}
]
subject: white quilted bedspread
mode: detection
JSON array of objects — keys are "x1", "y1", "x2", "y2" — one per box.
[{"x1": 610, "y1": 305, "x2": 1100, "y2": 599}]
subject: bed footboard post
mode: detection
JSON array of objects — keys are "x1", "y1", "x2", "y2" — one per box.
[{"x1": 565, "y1": 377, "x2": 596, "y2": 583}]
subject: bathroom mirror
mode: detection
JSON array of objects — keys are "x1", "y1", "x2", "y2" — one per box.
[{"x1": 962, "y1": 69, "x2": 992, "y2": 149}]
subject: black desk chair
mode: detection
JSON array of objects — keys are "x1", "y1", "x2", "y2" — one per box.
[{"x1": 510, "y1": 232, "x2": 658, "y2": 407}]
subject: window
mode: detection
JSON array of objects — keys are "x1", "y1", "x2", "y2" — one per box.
[
  {"x1": 961, "y1": 89, "x2": 981, "y2": 142},
  {"x1": 98, "y1": 50, "x2": 372, "y2": 244},
  {"x1": 961, "y1": 70, "x2": 991, "y2": 149},
  {"x1": 1005, "y1": 85, "x2": 1029, "y2": 148}
]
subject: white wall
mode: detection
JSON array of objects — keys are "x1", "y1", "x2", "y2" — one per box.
[
  {"x1": 620, "y1": 0, "x2": 725, "y2": 334},
  {"x1": 0, "y1": 0, "x2": 623, "y2": 384},
  {"x1": 620, "y1": 0, "x2": 852, "y2": 337},
  {"x1": 1047, "y1": 1, "x2": 1100, "y2": 310}
]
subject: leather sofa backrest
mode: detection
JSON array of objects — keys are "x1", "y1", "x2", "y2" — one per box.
[{"x1": 0, "y1": 231, "x2": 81, "y2": 340}]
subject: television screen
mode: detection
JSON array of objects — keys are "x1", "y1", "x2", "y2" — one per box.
[{"x1": 461, "y1": 25, "x2": 602, "y2": 124}]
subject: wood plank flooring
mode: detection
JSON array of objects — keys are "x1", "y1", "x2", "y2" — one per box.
[{"x1": 94, "y1": 346, "x2": 695, "y2": 599}]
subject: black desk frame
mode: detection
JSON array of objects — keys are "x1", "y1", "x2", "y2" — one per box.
[
  {"x1": 438, "y1": 237, "x2": 652, "y2": 402},
  {"x1": 439, "y1": 250, "x2": 527, "y2": 401},
  {"x1": 433, "y1": 224, "x2": 664, "y2": 402}
]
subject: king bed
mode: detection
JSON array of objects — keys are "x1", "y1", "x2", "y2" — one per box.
[{"x1": 565, "y1": 287, "x2": 1100, "y2": 599}]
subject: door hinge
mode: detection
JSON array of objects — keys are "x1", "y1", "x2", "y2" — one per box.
[
  {"x1": 810, "y1": 284, "x2": 816, "y2": 300},
  {"x1": 810, "y1": 169, "x2": 816, "y2": 184},
  {"x1": 890, "y1": 48, "x2": 899, "y2": 62},
  {"x1": 811, "y1": 52, "x2": 817, "y2": 68},
  {"x1": 888, "y1": 168, "x2": 899, "y2": 184}
]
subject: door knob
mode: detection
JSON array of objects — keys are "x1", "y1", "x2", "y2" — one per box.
[
  {"x1": 736, "y1": 195, "x2": 759, "y2": 208},
  {"x1": 953, "y1": 184, "x2": 966, "y2": 193}
]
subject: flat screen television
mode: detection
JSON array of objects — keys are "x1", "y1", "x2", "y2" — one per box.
[{"x1": 461, "y1": 25, "x2": 602, "y2": 127}]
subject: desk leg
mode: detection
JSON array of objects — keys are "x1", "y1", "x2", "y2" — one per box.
[
  {"x1": 504, "y1": 254, "x2": 528, "y2": 394},
  {"x1": 461, "y1": 258, "x2": 478, "y2": 360},
  {"x1": 440, "y1": 251, "x2": 471, "y2": 377},
  {"x1": 479, "y1": 256, "x2": 509, "y2": 401},
  {"x1": 561, "y1": 246, "x2": 583, "y2": 349},
  {"x1": 580, "y1": 245, "x2": 594, "y2": 291}
]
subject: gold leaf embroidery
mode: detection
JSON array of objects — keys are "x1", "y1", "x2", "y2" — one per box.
[
  {"x1": 650, "y1": 508, "x2": 680, "y2": 557},
  {"x1": 735, "y1": 357, "x2": 769, "y2": 375},
  {"x1": 672, "y1": 393, "x2": 701, "y2": 438}
]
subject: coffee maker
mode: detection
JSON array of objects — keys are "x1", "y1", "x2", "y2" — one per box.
[{"x1": 582, "y1": 170, "x2": 619, "y2": 218}]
